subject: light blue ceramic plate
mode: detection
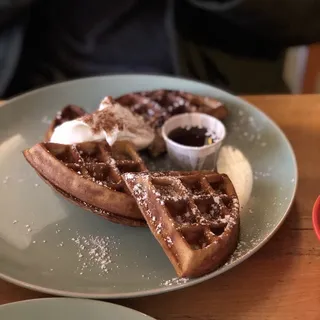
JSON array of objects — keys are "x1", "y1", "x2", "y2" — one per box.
[
  {"x1": 0, "y1": 298, "x2": 155, "y2": 319},
  {"x1": 0, "y1": 75, "x2": 297, "y2": 298}
]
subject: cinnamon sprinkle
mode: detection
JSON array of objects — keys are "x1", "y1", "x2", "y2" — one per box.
[
  {"x1": 82, "y1": 96, "x2": 151, "y2": 137},
  {"x1": 82, "y1": 109, "x2": 123, "y2": 134}
]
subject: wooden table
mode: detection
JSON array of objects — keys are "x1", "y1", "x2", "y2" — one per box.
[{"x1": 1, "y1": 95, "x2": 320, "y2": 319}]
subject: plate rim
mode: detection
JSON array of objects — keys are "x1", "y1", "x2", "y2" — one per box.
[
  {"x1": 0, "y1": 297, "x2": 155, "y2": 319},
  {"x1": 0, "y1": 74, "x2": 298, "y2": 299}
]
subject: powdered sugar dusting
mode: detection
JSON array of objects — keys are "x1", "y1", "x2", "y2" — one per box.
[
  {"x1": 165, "y1": 236, "x2": 173, "y2": 247},
  {"x1": 225, "y1": 237, "x2": 262, "y2": 266},
  {"x1": 71, "y1": 232, "x2": 120, "y2": 276},
  {"x1": 160, "y1": 277, "x2": 189, "y2": 286},
  {"x1": 229, "y1": 109, "x2": 268, "y2": 149},
  {"x1": 156, "y1": 222, "x2": 163, "y2": 234},
  {"x1": 219, "y1": 214, "x2": 230, "y2": 224},
  {"x1": 133, "y1": 183, "x2": 147, "y2": 203},
  {"x1": 154, "y1": 183, "x2": 182, "y2": 202}
]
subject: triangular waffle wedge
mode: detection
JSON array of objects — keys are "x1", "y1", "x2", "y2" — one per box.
[
  {"x1": 123, "y1": 171, "x2": 240, "y2": 278},
  {"x1": 45, "y1": 105, "x2": 88, "y2": 142},
  {"x1": 23, "y1": 140, "x2": 148, "y2": 226},
  {"x1": 116, "y1": 89, "x2": 228, "y2": 156}
]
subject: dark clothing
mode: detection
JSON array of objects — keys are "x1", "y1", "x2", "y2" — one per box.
[
  {"x1": 1, "y1": 0, "x2": 320, "y2": 97},
  {"x1": 5, "y1": 0, "x2": 173, "y2": 95}
]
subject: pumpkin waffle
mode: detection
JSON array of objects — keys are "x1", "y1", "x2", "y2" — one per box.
[
  {"x1": 123, "y1": 171, "x2": 240, "y2": 278},
  {"x1": 23, "y1": 140, "x2": 147, "y2": 226},
  {"x1": 116, "y1": 89, "x2": 228, "y2": 156}
]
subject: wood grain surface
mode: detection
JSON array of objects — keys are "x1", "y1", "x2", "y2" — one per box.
[{"x1": 1, "y1": 94, "x2": 320, "y2": 320}]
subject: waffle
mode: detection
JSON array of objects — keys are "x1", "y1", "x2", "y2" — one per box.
[
  {"x1": 23, "y1": 140, "x2": 147, "y2": 226},
  {"x1": 123, "y1": 171, "x2": 240, "y2": 278},
  {"x1": 116, "y1": 89, "x2": 228, "y2": 157},
  {"x1": 45, "y1": 105, "x2": 88, "y2": 141},
  {"x1": 116, "y1": 89, "x2": 228, "y2": 127}
]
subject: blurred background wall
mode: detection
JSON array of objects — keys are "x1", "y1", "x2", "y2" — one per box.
[{"x1": 284, "y1": 44, "x2": 320, "y2": 94}]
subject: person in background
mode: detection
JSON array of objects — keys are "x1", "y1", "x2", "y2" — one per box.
[{"x1": 1, "y1": 0, "x2": 320, "y2": 98}]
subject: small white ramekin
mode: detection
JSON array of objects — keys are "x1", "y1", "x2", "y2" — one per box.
[{"x1": 161, "y1": 113, "x2": 226, "y2": 170}]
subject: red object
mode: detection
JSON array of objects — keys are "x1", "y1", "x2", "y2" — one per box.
[{"x1": 312, "y1": 196, "x2": 320, "y2": 240}]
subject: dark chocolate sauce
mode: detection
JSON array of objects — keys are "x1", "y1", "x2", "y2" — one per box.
[{"x1": 168, "y1": 126, "x2": 216, "y2": 147}]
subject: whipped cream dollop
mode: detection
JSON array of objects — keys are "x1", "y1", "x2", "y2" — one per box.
[{"x1": 50, "y1": 97, "x2": 155, "y2": 150}]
